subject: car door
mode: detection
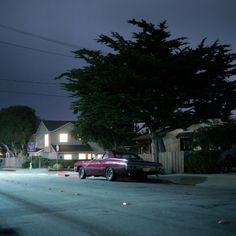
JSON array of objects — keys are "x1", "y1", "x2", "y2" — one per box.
[{"x1": 85, "y1": 154, "x2": 104, "y2": 176}]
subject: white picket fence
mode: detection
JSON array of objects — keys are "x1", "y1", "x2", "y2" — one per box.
[{"x1": 4, "y1": 157, "x2": 27, "y2": 168}]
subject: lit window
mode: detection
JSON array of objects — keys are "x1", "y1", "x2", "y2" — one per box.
[
  {"x1": 59, "y1": 133, "x2": 68, "y2": 143},
  {"x1": 79, "y1": 153, "x2": 86, "y2": 159},
  {"x1": 44, "y1": 134, "x2": 49, "y2": 147},
  {"x1": 64, "y1": 154, "x2": 72, "y2": 160}
]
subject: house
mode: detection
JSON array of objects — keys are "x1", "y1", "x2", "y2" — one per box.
[
  {"x1": 135, "y1": 119, "x2": 224, "y2": 154},
  {"x1": 133, "y1": 119, "x2": 224, "y2": 173},
  {"x1": 29, "y1": 120, "x2": 103, "y2": 160}
]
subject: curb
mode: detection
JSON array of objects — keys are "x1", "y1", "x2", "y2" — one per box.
[
  {"x1": 48, "y1": 169, "x2": 74, "y2": 172},
  {"x1": 56, "y1": 172, "x2": 78, "y2": 177},
  {"x1": 2, "y1": 168, "x2": 16, "y2": 171}
]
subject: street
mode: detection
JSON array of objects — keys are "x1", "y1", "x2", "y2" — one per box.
[{"x1": 0, "y1": 170, "x2": 235, "y2": 236}]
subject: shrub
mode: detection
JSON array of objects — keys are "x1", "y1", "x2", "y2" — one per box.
[
  {"x1": 59, "y1": 160, "x2": 77, "y2": 169},
  {"x1": 185, "y1": 151, "x2": 221, "y2": 173},
  {"x1": 52, "y1": 163, "x2": 62, "y2": 170},
  {"x1": 22, "y1": 157, "x2": 77, "y2": 169},
  {"x1": 21, "y1": 160, "x2": 30, "y2": 168}
]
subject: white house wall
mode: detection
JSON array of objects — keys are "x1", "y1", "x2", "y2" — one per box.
[
  {"x1": 50, "y1": 123, "x2": 82, "y2": 145},
  {"x1": 163, "y1": 129, "x2": 183, "y2": 152},
  {"x1": 88, "y1": 142, "x2": 104, "y2": 153},
  {"x1": 35, "y1": 122, "x2": 48, "y2": 149},
  {"x1": 48, "y1": 148, "x2": 57, "y2": 159}
]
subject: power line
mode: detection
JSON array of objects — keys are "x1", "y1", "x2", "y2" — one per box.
[
  {"x1": 0, "y1": 78, "x2": 58, "y2": 85},
  {"x1": 0, "y1": 40, "x2": 75, "y2": 58},
  {"x1": 0, "y1": 23, "x2": 81, "y2": 49},
  {"x1": 0, "y1": 90, "x2": 69, "y2": 98}
]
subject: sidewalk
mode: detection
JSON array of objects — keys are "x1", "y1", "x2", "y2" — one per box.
[
  {"x1": 1, "y1": 168, "x2": 78, "y2": 177},
  {"x1": 156, "y1": 173, "x2": 236, "y2": 190}
]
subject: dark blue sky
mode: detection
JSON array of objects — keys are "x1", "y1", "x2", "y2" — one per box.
[{"x1": 0, "y1": 0, "x2": 235, "y2": 120}]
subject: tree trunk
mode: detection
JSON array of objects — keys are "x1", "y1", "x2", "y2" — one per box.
[
  {"x1": 2, "y1": 144, "x2": 15, "y2": 157},
  {"x1": 151, "y1": 131, "x2": 166, "y2": 162},
  {"x1": 151, "y1": 132, "x2": 158, "y2": 162}
]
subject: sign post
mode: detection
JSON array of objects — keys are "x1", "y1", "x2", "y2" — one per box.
[
  {"x1": 56, "y1": 144, "x2": 59, "y2": 169},
  {"x1": 27, "y1": 142, "x2": 36, "y2": 169}
]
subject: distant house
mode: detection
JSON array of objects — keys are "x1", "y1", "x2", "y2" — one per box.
[
  {"x1": 134, "y1": 119, "x2": 225, "y2": 173},
  {"x1": 29, "y1": 120, "x2": 103, "y2": 160},
  {"x1": 135, "y1": 119, "x2": 224, "y2": 154}
]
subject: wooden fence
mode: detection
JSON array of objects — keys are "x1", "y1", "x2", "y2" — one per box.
[
  {"x1": 159, "y1": 151, "x2": 185, "y2": 174},
  {"x1": 140, "y1": 151, "x2": 185, "y2": 174}
]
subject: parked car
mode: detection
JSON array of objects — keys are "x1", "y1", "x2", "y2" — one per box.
[{"x1": 74, "y1": 151, "x2": 163, "y2": 181}]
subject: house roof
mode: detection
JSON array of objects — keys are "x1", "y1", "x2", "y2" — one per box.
[
  {"x1": 42, "y1": 120, "x2": 75, "y2": 131},
  {"x1": 176, "y1": 132, "x2": 193, "y2": 139},
  {"x1": 52, "y1": 144, "x2": 93, "y2": 153}
]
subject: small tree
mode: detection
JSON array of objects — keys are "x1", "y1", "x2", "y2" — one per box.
[
  {"x1": 58, "y1": 19, "x2": 236, "y2": 160},
  {"x1": 0, "y1": 106, "x2": 38, "y2": 156}
]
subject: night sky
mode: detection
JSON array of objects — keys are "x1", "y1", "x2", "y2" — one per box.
[{"x1": 0, "y1": 0, "x2": 235, "y2": 121}]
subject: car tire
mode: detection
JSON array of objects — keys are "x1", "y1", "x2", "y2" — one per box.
[
  {"x1": 105, "y1": 167, "x2": 116, "y2": 181},
  {"x1": 78, "y1": 167, "x2": 86, "y2": 179}
]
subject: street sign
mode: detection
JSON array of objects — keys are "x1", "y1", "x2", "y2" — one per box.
[{"x1": 27, "y1": 141, "x2": 36, "y2": 152}]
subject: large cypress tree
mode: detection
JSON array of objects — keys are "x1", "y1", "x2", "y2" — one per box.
[{"x1": 58, "y1": 19, "x2": 236, "y2": 160}]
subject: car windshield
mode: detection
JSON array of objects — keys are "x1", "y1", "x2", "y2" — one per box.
[{"x1": 115, "y1": 152, "x2": 142, "y2": 160}]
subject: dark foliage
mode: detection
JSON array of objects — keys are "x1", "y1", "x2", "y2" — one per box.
[
  {"x1": 57, "y1": 19, "x2": 236, "y2": 150},
  {"x1": 193, "y1": 121, "x2": 236, "y2": 151},
  {"x1": 185, "y1": 151, "x2": 221, "y2": 173},
  {"x1": 21, "y1": 157, "x2": 77, "y2": 169},
  {"x1": 0, "y1": 106, "x2": 38, "y2": 156}
]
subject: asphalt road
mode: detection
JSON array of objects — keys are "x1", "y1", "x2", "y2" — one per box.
[{"x1": 0, "y1": 170, "x2": 235, "y2": 236}]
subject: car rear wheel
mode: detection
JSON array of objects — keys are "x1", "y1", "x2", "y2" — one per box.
[
  {"x1": 78, "y1": 167, "x2": 86, "y2": 179},
  {"x1": 105, "y1": 167, "x2": 116, "y2": 181}
]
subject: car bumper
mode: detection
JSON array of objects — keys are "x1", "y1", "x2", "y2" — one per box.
[{"x1": 126, "y1": 165, "x2": 162, "y2": 176}]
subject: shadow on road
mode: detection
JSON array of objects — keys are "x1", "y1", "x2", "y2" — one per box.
[
  {"x1": 85, "y1": 175, "x2": 207, "y2": 185},
  {"x1": 122, "y1": 176, "x2": 207, "y2": 185},
  {"x1": 0, "y1": 227, "x2": 19, "y2": 236}
]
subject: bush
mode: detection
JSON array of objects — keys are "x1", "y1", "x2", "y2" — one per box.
[
  {"x1": 21, "y1": 160, "x2": 30, "y2": 168},
  {"x1": 59, "y1": 160, "x2": 77, "y2": 169},
  {"x1": 52, "y1": 163, "x2": 62, "y2": 169},
  {"x1": 21, "y1": 156, "x2": 77, "y2": 169},
  {"x1": 48, "y1": 160, "x2": 77, "y2": 169},
  {"x1": 184, "y1": 151, "x2": 221, "y2": 173}
]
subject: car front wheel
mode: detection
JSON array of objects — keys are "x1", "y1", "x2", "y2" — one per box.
[
  {"x1": 78, "y1": 167, "x2": 86, "y2": 179},
  {"x1": 105, "y1": 167, "x2": 116, "y2": 181}
]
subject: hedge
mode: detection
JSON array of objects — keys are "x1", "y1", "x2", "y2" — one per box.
[
  {"x1": 21, "y1": 156, "x2": 77, "y2": 169},
  {"x1": 184, "y1": 150, "x2": 222, "y2": 173}
]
